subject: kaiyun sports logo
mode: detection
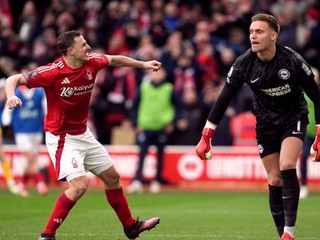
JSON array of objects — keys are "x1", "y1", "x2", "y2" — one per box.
[{"x1": 60, "y1": 83, "x2": 94, "y2": 97}]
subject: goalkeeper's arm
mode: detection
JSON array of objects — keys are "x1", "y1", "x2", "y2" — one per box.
[{"x1": 196, "y1": 84, "x2": 238, "y2": 160}]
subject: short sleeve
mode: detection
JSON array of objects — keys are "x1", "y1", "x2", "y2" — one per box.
[{"x1": 23, "y1": 65, "x2": 55, "y2": 88}]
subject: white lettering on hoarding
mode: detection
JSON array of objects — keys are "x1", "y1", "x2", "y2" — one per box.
[
  {"x1": 111, "y1": 154, "x2": 157, "y2": 179},
  {"x1": 206, "y1": 156, "x2": 267, "y2": 179},
  {"x1": 175, "y1": 154, "x2": 268, "y2": 181},
  {"x1": 112, "y1": 155, "x2": 139, "y2": 178}
]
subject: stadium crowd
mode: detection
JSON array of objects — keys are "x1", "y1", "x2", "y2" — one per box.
[{"x1": 0, "y1": 0, "x2": 320, "y2": 146}]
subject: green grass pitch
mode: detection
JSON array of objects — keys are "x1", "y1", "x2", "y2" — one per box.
[{"x1": 1, "y1": 188, "x2": 320, "y2": 239}]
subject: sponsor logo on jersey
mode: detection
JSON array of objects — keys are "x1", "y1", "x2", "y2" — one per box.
[
  {"x1": 260, "y1": 83, "x2": 291, "y2": 96},
  {"x1": 60, "y1": 83, "x2": 94, "y2": 97},
  {"x1": 278, "y1": 69, "x2": 290, "y2": 80}
]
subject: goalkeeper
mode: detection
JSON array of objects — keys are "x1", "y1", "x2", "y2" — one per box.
[{"x1": 196, "y1": 13, "x2": 320, "y2": 240}]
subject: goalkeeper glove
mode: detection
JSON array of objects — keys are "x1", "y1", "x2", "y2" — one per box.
[
  {"x1": 196, "y1": 127, "x2": 214, "y2": 160},
  {"x1": 310, "y1": 125, "x2": 320, "y2": 162}
]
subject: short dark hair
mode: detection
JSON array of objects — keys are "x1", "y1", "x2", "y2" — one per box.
[
  {"x1": 57, "y1": 30, "x2": 82, "y2": 56},
  {"x1": 251, "y1": 13, "x2": 280, "y2": 34}
]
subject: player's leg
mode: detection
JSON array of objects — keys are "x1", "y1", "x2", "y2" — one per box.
[
  {"x1": 97, "y1": 166, "x2": 160, "y2": 239},
  {"x1": 279, "y1": 137, "x2": 303, "y2": 239},
  {"x1": 84, "y1": 128, "x2": 160, "y2": 239},
  {"x1": 257, "y1": 121, "x2": 285, "y2": 237},
  {"x1": 262, "y1": 152, "x2": 284, "y2": 237},
  {"x1": 39, "y1": 132, "x2": 88, "y2": 240},
  {"x1": 84, "y1": 129, "x2": 136, "y2": 229},
  {"x1": 39, "y1": 176, "x2": 87, "y2": 240},
  {"x1": 98, "y1": 166, "x2": 136, "y2": 227}
]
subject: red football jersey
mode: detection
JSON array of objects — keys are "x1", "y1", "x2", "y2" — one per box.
[{"x1": 23, "y1": 53, "x2": 109, "y2": 135}]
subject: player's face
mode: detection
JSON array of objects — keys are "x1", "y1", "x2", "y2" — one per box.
[
  {"x1": 249, "y1": 21, "x2": 277, "y2": 53},
  {"x1": 69, "y1": 35, "x2": 91, "y2": 62}
]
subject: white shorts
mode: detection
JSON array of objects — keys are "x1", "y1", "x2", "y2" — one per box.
[
  {"x1": 45, "y1": 129, "x2": 113, "y2": 182},
  {"x1": 15, "y1": 132, "x2": 43, "y2": 153}
]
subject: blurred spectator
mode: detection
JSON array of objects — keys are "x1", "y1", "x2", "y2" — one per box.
[
  {"x1": 226, "y1": 26, "x2": 247, "y2": 56},
  {"x1": 170, "y1": 88, "x2": 206, "y2": 145},
  {"x1": 270, "y1": 1, "x2": 299, "y2": 49},
  {"x1": 196, "y1": 42, "x2": 220, "y2": 87},
  {"x1": 173, "y1": 53, "x2": 197, "y2": 93},
  {"x1": 217, "y1": 47, "x2": 237, "y2": 81},
  {"x1": 147, "y1": 10, "x2": 170, "y2": 48},
  {"x1": 56, "y1": 11, "x2": 77, "y2": 35},
  {"x1": 172, "y1": 41, "x2": 202, "y2": 93},
  {"x1": 41, "y1": 9, "x2": 57, "y2": 29},
  {"x1": 128, "y1": 0, "x2": 150, "y2": 32},
  {"x1": 91, "y1": 65, "x2": 137, "y2": 144},
  {"x1": 123, "y1": 19, "x2": 140, "y2": 50},
  {"x1": 31, "y1": 37, "x2": 56, "y2": 66},
  {"x1": 0, "y1": 56, "x2": 15, "y2": 78},
  {"x1": 230, "y1": 98, "x2": 256, "y2": 146},
  {"x1": 95, "y1": 1, "x2": 121, "y2": 47},
  {"x1": 106, "y1": 28, "x2": 131, "y2": 55},
  {"x1": 299, "y1": 6, "x2": 320, "y2": 70},
  {"x1": 159, "y1": 31, "x2": 183, "y2": 80},
  {"x1": 2, "y1": 82, "x2": 48, "y2": 197},
  {"x1": 163, "y1": 2, "x2": 182, "y2": 31},
  {"x1": 151, "y1": 0, "x2": 166, "y2": 12},
  {"x1": 132, "y1": 41, "x2": 161, "y2": 84},
  {"x1": 84, "y1": 0, "x2": 102, "y2": 31},
  {"x1": 17, "y1": 1, "x2": 41, "y2": 44},
  {"x1": 127, "y1": 68, "x2": 183, "y2": 194},
  {"x1": 177, "y1": 3, "x2": 203, "y2": 39},
  {"x1": 192, "y1": 20, "x2": 212, "y2": 51}
]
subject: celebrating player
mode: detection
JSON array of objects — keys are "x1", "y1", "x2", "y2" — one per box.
[
  {"x1": 196, "y1": 13, "x2": 320, "y2": 240},
  {"x1": 5, "y1": 30, "x2": 161, "y2": 240}
]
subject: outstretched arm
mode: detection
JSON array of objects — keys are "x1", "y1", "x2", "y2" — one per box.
[
  {"x1": 5, "y1": 74, "x2": 27, "y2": 109},
  {"x1": 196, "y1": 84, "x2": 238, "y2": 160},
  {"x1": 106, "y1": 55, "x2": 161, "y2": 72}
]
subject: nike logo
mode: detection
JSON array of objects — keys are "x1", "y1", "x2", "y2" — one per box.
[
  {"x1": 272, "y1": 210, "x2": 284, "y2": 216},
  {"x1": 282, "y1": 196, "x2": 292, "y2": 199},
  {"x1": 292, "y1": 131, "x2": 302, "y2": 134},
  {"x1": 251, "y1": 77, "x2": 260, "y2": 83}
]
